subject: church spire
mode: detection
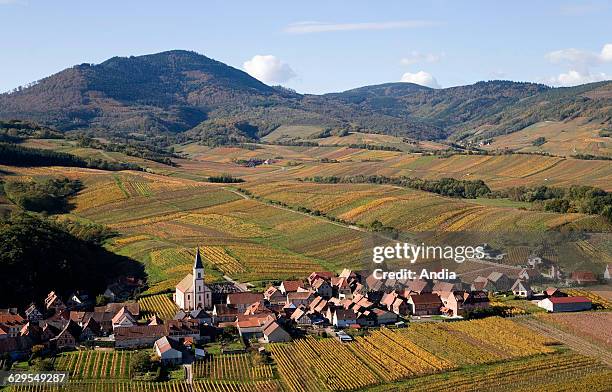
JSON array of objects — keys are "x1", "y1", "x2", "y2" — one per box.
[{"x1": 194, "y1": 247, "x2": 204, "y2": 270}]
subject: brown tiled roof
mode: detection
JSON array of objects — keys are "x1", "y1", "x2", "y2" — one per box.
[
  {"x1": 213, "y1": 304, "x2": 239, "y2": 316},
  {"x1": 114, "y1": 325, "x2": 166, "y2": 341},
  {"x1": 227, "y1": 292, "x2": 264, "y2": 305},
  {"x1": 155, "y1": 336, "x2": 182, "y2": 354},
  {"x1": 287, "y1": 291, "x2": 313, "y2": 301},
  {"x1": 95, "y1": 302, "x2": 140, "y2": 317},
  {"x1": 570, "y1": 271, "x2": 597, "y2": 282},
  {"x1": 409, "y1": 293, "x2": 442, "y2": 305},
  {"x1": 281, "y1": 280, "x2": 304, "y2": 292}
]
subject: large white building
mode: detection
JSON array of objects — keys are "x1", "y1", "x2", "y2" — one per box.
[{"x1": 174, "y1": 248, "x2": 212, "y2": 310}]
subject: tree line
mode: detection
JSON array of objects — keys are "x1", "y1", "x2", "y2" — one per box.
[{"x1": 0, "y1": 143, "x2": 142, "y2": 171}]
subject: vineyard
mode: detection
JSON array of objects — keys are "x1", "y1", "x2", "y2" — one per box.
[
  {"x1": 270, "y1": 337, "x2": 380, "y2": 392},
  {"x1": 367, "y1": 351, "x2": 612, "y2": 392},
  {"x1": 269, "y1": 317, "x2": 560, "y2": 391},
  {"x1": 54, "y1": 350, "x2": 134, "y2": 379},
  {"x1": 6, "y1": 380, "x2": 282, "y2": 392},
  {"x1": 193, "y1": 354, "x2": 273, "y2": 381},
  {"x1": 138, "y1": 294, "x2": 178, "y2": 320},
  {"x1": 536, "y1": 311, "x2": 612, "y2": 348}
]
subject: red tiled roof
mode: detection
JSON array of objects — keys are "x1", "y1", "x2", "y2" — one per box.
[
  {"x1": 281, "y1": 280, "x2": 304, "y2": 292},
  {"x1": 549, "y1": 296, "x2": 591, "y2": 304}
]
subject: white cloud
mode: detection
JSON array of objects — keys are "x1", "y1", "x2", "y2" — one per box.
[
  {"x1": 400, "y1": 51, "x2": 443, "y2": 65},
  {"x1": 400, "y1": 71, "x2": 440, "y2": 88},
  {"x1": 284, "y1": 20, "x2": 438, "y2": 34},
  {"x1": 545, "y1": 70, "x2": 610, "y2": 86},
  {"x1": 545, "y1": 43, "x2": 612, "y2": 66},
  {"x1": 544, "y1": 43, "x2": 612, "y2": 86},
  {"x1": 243, "y1": 55, "x2": 296, "y2": 84}
]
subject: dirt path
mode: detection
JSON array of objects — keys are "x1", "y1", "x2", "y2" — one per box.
[
  {"x1": 224, "y1": 187, "x2": 371, "y2": 234},
  {"x1": 518, "y1": 317, "x2": 612, "y2": 367}
]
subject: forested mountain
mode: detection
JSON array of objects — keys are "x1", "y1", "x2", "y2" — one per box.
[{"x1": 0, "y1": 50, "x2": 610, "y2": 142}]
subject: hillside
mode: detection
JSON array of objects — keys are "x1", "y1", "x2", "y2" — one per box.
[{"x1": 0, "y1": 50, "x2": 610, "y2": 142}]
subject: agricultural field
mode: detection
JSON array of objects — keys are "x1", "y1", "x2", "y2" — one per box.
[
  {"x1": 364, "y1": 351, "x2": 611, "y2": 392},
  {"x1": 54, "y1": 350, "x2": 134, "y2": 379},
  {"x1": 138, "y1": 294, "x2": 178, "y2": 320},
  {"x1": 482, "y1": 118, "x2": 612, "y2": 157},
  {"x1": 241, "y1": 181, "x2": 611, "y2": 233},
  {"x1": 536, "y1": 312, "x2": 612, "y2": 348},
  {"x1": 269, "y1": 318, "x2": 559, "y2": 392},
  {"x1": 193, "y1": 353, "x2": 273, "y2": 381},
  {"x1": 6, "y1": 380, "x2": 282, "y2": 392}
]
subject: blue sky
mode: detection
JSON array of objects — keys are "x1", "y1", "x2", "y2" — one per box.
[{"x1": 1, "y1": 0, "x2": 611, "y2": 94}]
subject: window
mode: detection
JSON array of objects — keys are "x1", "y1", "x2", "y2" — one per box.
[{"x1": 198, "y1": 273, "x2": 201, "y2": 278}]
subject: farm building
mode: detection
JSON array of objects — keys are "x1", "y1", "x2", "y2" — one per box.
[
  {"x1": 537, "y1": 296, "x2": 592, "y2": 312},
  {"x1": 154, "y1": 336, "x2": 183, "y2": 365},
  {"x1": 511, "y1": 280, "x2": 533, "y2": 298}
]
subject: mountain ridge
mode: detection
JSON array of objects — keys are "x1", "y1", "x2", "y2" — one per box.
[{"x1": 0, "y1": 50, "x2": 610, "y2": 143}]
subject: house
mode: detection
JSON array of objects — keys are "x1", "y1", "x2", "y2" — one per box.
[
  {"x1": 49, "y1": 320, "x2": 79, "y2": 350},
  {"x1": 227, "y1": 293, "x2": 264, "y2": 314},
  {"x1": 569, "y1": 271, "x2": 598, "y2": 285},
  {"x1": 311, "y1": 278, "x2": 333, "y2": 299},
  {"x1": 66, "y1": 293, "x2": 89, "y2": 310},
  {"x1": 487, "y1": 272, "x2": 513, "y2": 292},
  {"x1": 95, "y1": 302, "x2": 140, "y2": 318},
  {"x1": 236, "y1": 314, "x2": 274, "y2": 340},
  {"x1": 518, "y1": 268, "x2": 542, "y2": 282},
  {"x1": 308, "y1": 272, "x2": 334, "y2": 286},
  {"x1": 356, "y1": 310, "x2": 377, "y2": 327},
  {"x1": 79, "y1": 318, "x2": 101, "y2": 341},
  {"x1": 0, "y1": 313, "x2": 26, "y2": 338},
  {"x1": 24, "y1": 304, "x2": 43, "y2": 323},
  {"x1": 264, "y1": 286, "x2": 286, "y2": 306},
  {"x1": 406, "y1": 279, "x2": 433, "y2": 295},
  {"x1": 286, "y1": 291, "x2": 314, "y2": 308},
  {"x1": 331, "y1": 277, "x2": 353, "y2": 299},
  {"x1": 462, "y1": 291, "x2": 490, "y2": 314},
  {"x1": 544, "y1": 287, "x2": 567, "y2": 298},
  {"x1": 471, "y1": 276, "x2": 493, "y2": 292},
  {"x1": 279, "y1": 280, "x2": 305, "y2": 294},
  {"x1": 188, "y1": 309, "x2": 213, "y2": 325},
  {"x1": 538, "y1": 296, "x2": 592, "y2": 312},
  {"x1": 372, "y1": 308, "x2": 398, "y2": 325},
  {"x1": 174, "y1": 248, "x2": 213, "y2": 310},
  {"x1": 44, "y1": 291, "x2": 66, "y2": 313},
  {"x1": 262, "y1": 319, "x2": 291, "y2": 343},
  {"x1": 332, "y1": 308, "x2": 357, "y2": 328},
  {"x1": 166, "y1": 319, "x2": 200, "y2": 338},
  {"x1": 407, "y1": 293, "x2": 442, "y2": 316},
  {"x1": 212, "y1": 304, "x2": 239, "y2": 324},
  {"x1": 114, "y1": 325, "x2": 167, "y2": 349},
  {"x1": 441, "y1": 291, "x2": 465, "y2": 317},
  {"x1": 154, "y1": 336, "x2": 183, "y2": 365},
  {"x1": 511, "y1": 280, "x2": 533, "y2": 298},
  {"x1": 111, "y1": 307, "x2": 137, "y2": 330},
  {"x1": 431, "y1": 282, "x2": 455, "y2": 297},
  {"x1": 604, "y1": 265, "x2": 611, "y2": 280},
  {"x1": 290, "y1": 307, "x2": 317, "y2": 326}
]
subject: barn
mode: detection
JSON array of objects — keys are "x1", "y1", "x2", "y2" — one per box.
[{"x1": 537, "y1": 296, "x2": 592, "y2": 312}]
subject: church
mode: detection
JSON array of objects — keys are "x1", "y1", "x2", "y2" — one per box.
[{"x1": 173, "y1": 248, "x2": 212, "y2": 310}]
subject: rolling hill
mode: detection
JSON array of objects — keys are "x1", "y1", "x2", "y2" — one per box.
[{"x1": 0, "y1": 50, "x2": 610, "y2": 143}]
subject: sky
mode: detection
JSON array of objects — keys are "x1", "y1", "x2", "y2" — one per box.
[{"x1": 1, "y1": 0, "x2": 611, "y2": 94}]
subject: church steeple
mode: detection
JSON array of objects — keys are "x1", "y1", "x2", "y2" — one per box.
[{"x1": 194, "y1": 247, "x2": 204, "y2": 270}]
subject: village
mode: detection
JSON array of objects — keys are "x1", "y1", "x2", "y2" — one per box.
[{"x1": 0, "y1": 248, "x2": 609, "y2": 374}]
